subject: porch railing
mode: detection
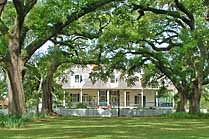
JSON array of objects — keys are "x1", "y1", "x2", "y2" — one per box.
[
  {"x1": 55, "y1": 108, "x2": 174, "y2": 117},
  {"x1": 69, "y1": 101, "x2": 173, "y2": 108}
]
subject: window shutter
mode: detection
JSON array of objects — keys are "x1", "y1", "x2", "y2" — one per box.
[{"x1": 80, "y1": 75, "x2": 83, "y2": 82}]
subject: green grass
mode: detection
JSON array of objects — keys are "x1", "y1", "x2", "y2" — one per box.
[{"x1": 0, "y1": 116, "x2": 209, "y2": 139}]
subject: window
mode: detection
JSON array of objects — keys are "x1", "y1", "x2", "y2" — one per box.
[
  {"x1": 126, "y1": 92, "x2": 130, "y2": 106},
  {"x1": 75, "y1": 74, "x2": 82, "y2": 83},
  {"x1": 110, "y1": 75, "x2": 117, "y2": 83},
  {"x1": 134, "y1": 94, "x2": 142, "y2": 104},
  {"x1": 134, "y1": 96, "x2": 140, "y2": 104},
  {"x1": 82, "y1": 94, "x2": 89, "y2": 103},
  {"x1": 71, "y1": 94, "x2": 79, "y2": 102}
]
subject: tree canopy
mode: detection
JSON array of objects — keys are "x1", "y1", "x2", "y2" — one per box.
[
  {"x1": 0, "y1": 0, "x2": 208, "y2": 114},
  {"x1": 91, "y1": 0, "x2": 209, "y2": 113}
]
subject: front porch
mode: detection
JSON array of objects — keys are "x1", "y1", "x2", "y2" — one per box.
[{"x1": 64, "y1": 89, "x2": 174, "y2": 109}]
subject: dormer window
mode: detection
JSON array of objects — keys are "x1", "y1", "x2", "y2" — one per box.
[
  {"x1": 75, "y1": 74, "x2": 82, "y2": 83},
  {"x1": 110, "y1": 75, "x2": 117, "y2": 83}
]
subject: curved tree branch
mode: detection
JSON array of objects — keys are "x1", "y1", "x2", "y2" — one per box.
[
  {"x1": 0, "y1": 0, "x2": 7, "y2": 16},
  {"x1": 133, "y1": 1, "x2": 194, "y2": 30},
  {"x1": 12, "y1": 0, "x2": 24, "y2": 16},
  {"x1": 124, "y1": 49, "x2": 182, "y2": 89},
  {"x1": 174, "y1": 0, "x2": 194, "y2": 29},
  {"x1": 135, "y1": 38, "x2": 181, "y2": 51},
  {"x1": 24, "y1": 0, "x2": 37, "y2": 17},
  {"x1": 24, "y1": 0, "x2": 121, "y2": 63}
]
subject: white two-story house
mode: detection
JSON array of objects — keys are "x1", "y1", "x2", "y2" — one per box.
[{"x1": 62, "y1": 65, "x2": 174, "y2": 109}]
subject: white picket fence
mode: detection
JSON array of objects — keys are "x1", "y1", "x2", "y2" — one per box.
[{"x1": 54, "y1": 108, "x2": 174, "y2": 117}]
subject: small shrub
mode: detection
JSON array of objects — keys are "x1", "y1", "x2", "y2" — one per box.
[
  {"x1": 66, "y1": 101, "x2": 72, "y2": 108},
  {"x1": 137, "y1": 105, "x2": 142, "y2": 109},
  {"x1": 21, "y1": 114, "x2": 34, "y2": 122},
  {"x1": 0, "y1": 114, "x2": 24, "y2": 128},
  {"x1": 36, "y1": 112, "x2": 48, "y2": 119},
  {"x1": 76, "y1": 103, "x2": 87, "y2": 108},
  {"x1": 0, "y1": 113, "x2": 48, "y2": 128}
]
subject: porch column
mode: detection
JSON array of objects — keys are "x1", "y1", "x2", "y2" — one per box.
[
  {"x1": 97, "y1": 90, "x2": 100, "y2": 105},
  {"x1": 63, "y1": 91, "x2": 66, "y2": 108},
  {"x1": 107, "y1": 90, "x2": 110, "y2": 105},
  {"x1": 80, "y1": 89, "x2": 83, "y2": 103},
  {"x1": 155, "y1": 91, "x2": 158, "y2": 107},
  {"x1": 172, "y1": 93, "x2": 175, "y2": 108},
  {"x1": 141, "y1": 89, "x2": 143, "y2": 107},
  {"x1": 124, "y1": 90, "x2": 126, "y2": 107}
]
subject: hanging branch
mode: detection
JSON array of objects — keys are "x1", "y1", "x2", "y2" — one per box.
[
  {"x1": 133, "y1": 0, "x2": 194, "y2": 30},
  {"x1": 0, "y1": 0, "x2": 7, "y2": 16}
]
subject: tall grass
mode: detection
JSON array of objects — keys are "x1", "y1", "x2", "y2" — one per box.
[{"x1": 0, "y1": 112, "x2": 48, "y2": 128}]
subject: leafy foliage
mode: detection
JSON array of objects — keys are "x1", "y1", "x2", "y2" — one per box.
[
  {"x1": 76, "y1": 103, "x2": 88, "y2": 109},
  {"x1": 0, "y1": 113, "x2": 48, "y2": 128},
  {"x1": 92, "y1": 0, "x2": 208, "y2": 113},
  {"x1": 0, "y1": 113, "x2": 24, "y2": 128}
]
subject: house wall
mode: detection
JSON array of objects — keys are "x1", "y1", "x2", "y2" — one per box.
[{"x1": 62, "y1": 65, "x2": 143, "y2": 90}]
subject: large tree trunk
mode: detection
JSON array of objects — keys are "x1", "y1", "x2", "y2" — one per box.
[
  {"x1": 5, "y1": 52, "x2": 26, "y2": 115},
  {"x1": 41, "y1": 60, "x2": 60, "y2": 113},
  {"x1": 3, "y1": 36, "x2": 26, "y2": 115},
  {"x1": 36, "y1": 97, "x2": 40, "y2": 114},
  {"x1": 189, "y1": 79, "x2": 202, "y2": 113},
  {"x1": 175, "y1": 85, "x2": 188, "y2": 112},
  {"x1": 176, "y1": 91, "x2": 187, "y2": 112},
  {"x1": 41, "y1": 78, "x2": 53, "y2": 113}
]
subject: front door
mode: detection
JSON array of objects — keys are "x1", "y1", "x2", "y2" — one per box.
[
  {"x1": 99, "y1": 90, "x2": 107, "y2": 106},
  {"x1": 143, "y1": 96, "x2": 146, "y2": 107},
  {"x1": 110, "y1": 91, "x2": 119, "y2": 106}
]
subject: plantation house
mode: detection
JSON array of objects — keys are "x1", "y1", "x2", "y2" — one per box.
[{"x1": 62, "y1": 65, "x2": 175, "y2": 109}]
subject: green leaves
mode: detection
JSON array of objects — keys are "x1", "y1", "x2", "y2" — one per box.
[
  {"x1": 157, "y1": 86, "x2": 169, "y2": 97},
  {"x1": 0, "y1": 36, "x2": 8, "y2": 57},
  {"x1": 93, "y1": 0, "x2": 208, "y2": 111},
  {"x1": 1, "y1": 2, "x2": 16, "y2": 29}
]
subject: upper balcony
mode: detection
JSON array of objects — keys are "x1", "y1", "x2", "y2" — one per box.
[
  {"x1": 62, "y1": 71, "x2": 142, "y2": 90},
  {"x1": 61, "y1": 65, "x2": 175, "y2": 91}
]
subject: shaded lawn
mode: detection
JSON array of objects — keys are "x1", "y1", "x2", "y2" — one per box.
[{"x1": 1, "y1": 116, "x2": 209, "y2": 139}]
